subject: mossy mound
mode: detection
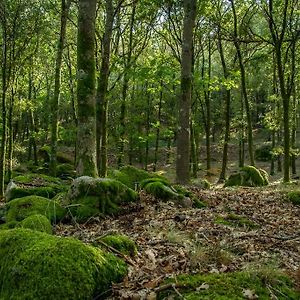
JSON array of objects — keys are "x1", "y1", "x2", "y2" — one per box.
[
  {"x1": 99, "y1": 234, "x2": 137, "y2": 257},
  {"x1": 38, "y1": 145, "x2": 74, "y2": 164},
  {"x1": 0, "y1": 221, "x2": 19, "y2": 230},
  {"x1": 225, "y1": 166, "x2": 269, "y2": 187},
  {"x1": 56, "y1": 163, "x2": 76, "y2": 179},
  {"x1": 159, "y1": 269, "x2": 299, "y2": 299},
  {"x1": 255, "y1": 143, "x2": 273, "y2": 162},
  {"x1": 17, "y1": 214, "x2": 52, "y2": 234},
  {"x1": 110, "y1": 165, "x2": 166, "y2": 189},
  {"x1": 287, "y1": 191, "x2": 300, "y2": 205},
  {"x1": 5, "y1": 173, "x2": 68, "y2": 202},
  {"x1": 5, "y1": 195, "x2": 66, "y2": 224},
  {"x1": 66, "y1": 177, "x2": 138, "y2": 222},
  {"x1": 0, "y1": 228, "x2": 127, "y2": 300}
]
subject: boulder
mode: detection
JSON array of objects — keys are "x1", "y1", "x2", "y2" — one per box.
[
  {"x1": 66, "y1": 177, "x2": 138, "y2": 222},
  {"x1": 5, "y1": 195, "x2": 66, "y2": 224},
  {"x1": 0, "y1": 229, "x2": 127, "y2": 299},
  {"x1": 17, "y1": 214, "x2": 52, "y2": 234}
]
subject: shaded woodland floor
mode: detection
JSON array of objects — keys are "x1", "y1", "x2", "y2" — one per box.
[{"x1": 55, "y1": 186, "x2": 300, "y2": 299}]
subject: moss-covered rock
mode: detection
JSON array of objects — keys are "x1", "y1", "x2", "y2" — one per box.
[
  {"x1": 5, "y1": 195, "x2": 66, "y2": 224},
  {"x1": 18, "y1": 214, "x2": 52, "y2": 234},
  {"x1": 110, "y1": 165, "x2": 167, "y2": 189},
  {"x1": 215, "y1": 213, "x2": 259, "y2": 229},
  {"x1": 0, "y1": 228, "x2": 127, "y2": 300},
  {"x1": 56, "y1": 163, "x2": 76, "y2": 179},
  {"x1": 287, "y1": 191, "x2": 300, "y2": 205},
  {"x1": 99, "y1": 234, "x2": 137, "y2": 257},
  {"x1": 5, "y1": 173, "x2": 68, "y2": 202},
  {"x1": 143, "y1": 180, "x2": 182, "y2": 200},
  {"x1": 66, "y1": 177, "x2": 138, "y2": 222},
  {"x1": 225, "y1": 166, "x2": 269, "y2": 187},
  {"x1": 39, "y1": 145, "x2": 74, "y2": 164},
  {"x1": 0, "y1": 221, "x2": 19, "y2": 230}
]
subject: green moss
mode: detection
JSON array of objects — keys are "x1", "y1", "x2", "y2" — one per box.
[
  {"x1": 56, "y1": 163, "x2": 76, "y2": 179},
  {"x1": 287, "y1": 191, "x2": 300, "y2": 205},
  {"x1": 67, "y1": 177, "x2": 138, "y2": 222},
  {"x1": 159, "y1": 270, "x2": 299, "y2": 299},
  {"x1": 0, "y1": 228, "x2": 127, "y2": 300},
  {"x1": 6, "y1": 195, "x2": 66, "y2": 224},
  {"x1": 13, "y1": 173, "x2": 62, "y2": 184},
  {"x1": 215, "y1": 214, "x2": 259, "y2": 229},
  {"x1": 18, "y1": 214, "x2": 52, "y2": 234},
  {"x1": 143, "y1": 181, "x2": 182, "y2": 200},
  {"x1": 174, "y1": 185, "x2": 206, "y2": 208},
  {"x1": 0, "y1": 221, "x2": 18, "y2": 230},
  {"x1": 140, "y1": 177, "x2": 171, "y2": 189},
  {"x1": 99, "y1": 234, "x2": 137, "y2": 257},
  {"x1": 225, "y1": 166, "x2": 269, "y2": 187}
]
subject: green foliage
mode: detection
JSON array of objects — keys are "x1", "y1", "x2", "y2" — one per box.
[
  {"x1": 225, "y1": 166, "x2": 269, "y2": 187},
  {"x1": 5, "y1": 196, "x2": 66, "y2": 224},
  {"x1": 0, "y1": 229, "x2": 127, "y2": 299},
  {"x1": 100, "y1": 234, "x2": 137, "y2": 257},
  {"x1": 255, "y1": 143, "x2": 273, "y2": 162},
  {"x1": 67, "y1": 177, "x2": 138, "y2": 222},
  {"x1": 215, "y1": 214, "x2": 259, "y2": 229},
  {"x1": 17, "y1": 214, "x2": 52, "y2": 234},
  {"x1": 287, "y1": 191, "x2": 300, "y2": 206},
  {"x1": 159, "y1": 269, "x2": 299, "y2": 299}
]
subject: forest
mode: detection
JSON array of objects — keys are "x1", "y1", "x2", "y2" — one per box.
[{"x1": 0, "y1": 0, "x2": 300, "y2": 299}]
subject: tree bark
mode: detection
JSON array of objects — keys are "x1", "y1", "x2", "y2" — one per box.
[
  {"x1": 96, "y1": 0, "x2": 114, "y2": 177},
  {"x1": 176, "y1": 0, "x2": 197, "y2": 184},
  {"x1": 76, "y1": 0, "x2": 98, "y2": 177}
]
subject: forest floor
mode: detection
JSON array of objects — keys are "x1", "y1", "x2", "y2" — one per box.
[{"x1": 55, "y1": 185, "x2": 300, "y2": 299}]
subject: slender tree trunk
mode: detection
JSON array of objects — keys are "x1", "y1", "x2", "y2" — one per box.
[
  {"x1": 190, "y1": 121, "x2": 197, "y2": 178},
  {"x1": 7, "y1": 84, "x2": 15, "y2": 181},
  {"x1": 291, "y1": 87, "x2": 297, "y2": 174},
  {"x1": 153, "y1": 80, "x2": 163, "y2": 172},
  {"x1": 96, "y1": 0, "x2": 114, "y2": 177},
  {"x1": 270, "y1": 130, "x2": 275, "y2": 175},
  {"x1": 176, "y1": 0, "x2": 197, "y2": 184},
  {"x1": 145, "y1": 90, "x2": 151, "y2": 171},
  {"x1": 50, "y1": 0, "x2": 71, "y2": 176},
  {"x1": 230, "y1": 0, "x2": 254, "y2": 166},
  {"x1": 76, "y1": 0, "x2": 98, "y2": 177},
  {"x1": 218, "y1": 29, "x2": 231, "y2": 182}
]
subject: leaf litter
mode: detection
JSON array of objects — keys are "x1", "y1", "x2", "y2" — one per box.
[{"x1": 55, "y1": 188, "x2": 300, "y2": 299}]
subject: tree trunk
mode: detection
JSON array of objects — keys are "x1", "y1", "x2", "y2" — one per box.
[
  {"x1": 230, "y1": 0, "x2": 254, "y2": 166},
  {"x1": 176, "y1": 0, "x2": 196, "y2": 184},
  {"x1": 50, "y1": 0, "x2": 71, "y2": 176},
  {"x1": 218, "y1": 29, "x2": 231, "y2": 182},
  {"x1": 96, "y1": 0, "x2": 114, "y2": 177},
  {"x1": 76, "y1": 0, "x2": 98, "y2": 177}
]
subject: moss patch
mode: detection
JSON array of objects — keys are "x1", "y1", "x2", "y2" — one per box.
[
  {"x1": 18, "y1": 214, "x2": 52, "y2": 234},
  {"x1": 6, "y1": 195, "x2": 66, "y2": 224},
  {"x1": 99, "y1": 234, "x2": 137, "y2": 257},
  {"x1": 215, "y1": 213, "x2": 259, "y2": 229},
  {"x1": 67, "y1": 177, "x2": 138, "y2": 222},
  {"x1": 287, "y1": 191, "x2": 300, "y2": 205},
  {"x1": 0, "y1": 229, "x2": 127, "y2": 300},
  {"x1": 56, "y1": 163, "x2": 76, "y2": 179},
  {"x1": 159, "y1": 270, "x2": 299, "y2": 299}
]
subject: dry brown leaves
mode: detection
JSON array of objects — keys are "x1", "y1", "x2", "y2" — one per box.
[{"x1": 55, "y1": 188, "x2": 300, "y2": 299}]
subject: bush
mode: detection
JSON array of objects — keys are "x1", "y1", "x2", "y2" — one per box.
[
  {"x1": 255, "y1": 143, "x2": 273, "y2": 162},
  {"x1": 5, "y1": 195, "x2": 66, "y2": 224},
  {"x1": 0, "y1": 229, "x2": 127, "y2": 299}
]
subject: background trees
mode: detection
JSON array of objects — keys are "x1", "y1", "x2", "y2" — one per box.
[{"x1": 0, "y1": 0, "x2": 299, "y2": 187}]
